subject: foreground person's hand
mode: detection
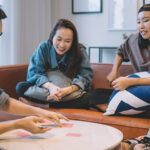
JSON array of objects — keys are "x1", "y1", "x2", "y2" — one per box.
[
  {"x1": 36, "y1": 109, "x2": 69, "y2": 127},
  {"x1": 14, "y1": 116, "x2": 52, "y2": 134}
]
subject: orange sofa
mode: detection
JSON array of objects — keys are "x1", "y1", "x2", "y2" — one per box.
[{"x1": 0, "y1": 63, "x2": 149, "y2": 140}]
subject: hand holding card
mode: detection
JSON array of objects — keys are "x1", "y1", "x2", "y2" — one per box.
[{"x1": 38, "y1": 120, "x2": 59, "y2": 128}]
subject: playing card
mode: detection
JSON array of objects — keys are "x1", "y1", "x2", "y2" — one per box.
[{"x1": 66, "y1": 133, "x2": 82, "y2": 137}]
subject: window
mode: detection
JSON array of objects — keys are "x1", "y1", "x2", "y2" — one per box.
[{"x1": 0, "y1": 0, "x2": 3, "y2": 5}]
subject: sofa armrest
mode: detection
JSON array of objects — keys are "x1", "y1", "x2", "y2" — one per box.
[{"x1": 0, "y1": 64, "x2": 28, "y2": 98}]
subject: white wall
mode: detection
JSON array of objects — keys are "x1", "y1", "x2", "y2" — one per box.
[
  {"x1": 0, "y1": 0, "x2": 139, "y2": 65},
  {"x1": 0, "y1": 0, "x2": 52, "y2": 65},
  {"x1": 51, "y1": 0, "x2": 138, "y2": 63}
]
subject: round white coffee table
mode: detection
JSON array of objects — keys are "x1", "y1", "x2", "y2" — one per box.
[{"x1": 0, "y1": 120, "x2": 123, "y2": 150}]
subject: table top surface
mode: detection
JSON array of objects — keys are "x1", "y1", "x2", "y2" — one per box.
[{"x1": 0, "y1": 120, "x2": 123, "y2": 150}]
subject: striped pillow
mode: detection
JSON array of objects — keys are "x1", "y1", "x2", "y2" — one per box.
[{"x1": 104, "y1": 71, "x2": 150, "y2": 116}]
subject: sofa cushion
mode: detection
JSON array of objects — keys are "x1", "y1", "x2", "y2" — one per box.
[{"x1": 104, "y1": 71, "x2": 150, "y2": 116}]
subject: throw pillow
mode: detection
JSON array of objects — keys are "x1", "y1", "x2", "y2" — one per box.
[
  {"x1": 24, "y1": 70, "x2": 85, "y2": 102},
  {"x1": 104, "y1": 71, "x2": 150, "y2": 116}
]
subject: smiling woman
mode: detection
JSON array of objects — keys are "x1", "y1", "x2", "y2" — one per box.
[
  {"x1": 16, "y1": 18, "x2": 93, "y2": 110},
  {"x1": 99, "y1": 4, "x2": 150, "y2": 117}
]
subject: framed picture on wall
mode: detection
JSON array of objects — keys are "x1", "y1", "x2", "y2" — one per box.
[
  {"x1": 72, "y1": 0, "x2": 102, "y2": 14},
  {"x1": 143, "y1": 0, "x2": 150, "y2": 4}
]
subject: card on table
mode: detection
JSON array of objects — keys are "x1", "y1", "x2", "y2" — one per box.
[
  {"x1": 66, "y1": 133, "x2": 82, "y2": 137},
  {"x1": 61, "y1": 123, "x2": 73, "y2": 128},
  {"x1": 13, "y1": 131, "x2": 31, "y2": 138}
]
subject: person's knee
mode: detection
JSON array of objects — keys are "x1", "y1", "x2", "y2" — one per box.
[
  {"x1": 134, "y1": 144, "x2": 145, "y2": 150},
  {"x1": 16, "y1": 81, "x2": 30, "y2": 97}
]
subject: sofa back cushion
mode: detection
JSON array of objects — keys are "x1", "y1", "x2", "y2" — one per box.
[
  {"x1": 91, "y1": 63, "x2": 133, "y2": 90},
  {"x1": 0, "y1": 63, "x2": 133, "y2": 98}
]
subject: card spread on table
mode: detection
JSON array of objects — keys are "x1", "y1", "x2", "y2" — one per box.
[
  {"x1": 14, "y1": 131, "x2": 31, "y2": 138},
  {"x1": 66, "y1": 133, "x2": 82, "y2": 137},
  {"x1": 61, "y1": 123, "x2": 73, "y2": 128}
]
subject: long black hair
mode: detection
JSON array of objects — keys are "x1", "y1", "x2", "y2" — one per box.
[
  {"x1": 138, "y1": 4, "x2": 150, "y2": 49},
  {"x1": 0, "y1": 5, "x2": 7, "y2": 20},
  {"x1": 48, "y1": 19, "x2": 82, "y2": 78}
]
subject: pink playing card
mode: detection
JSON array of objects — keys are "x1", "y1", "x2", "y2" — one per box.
[
  {"x1": 14, "y1": 131, "x2": 31, "y2": 138},
  {"x1": 62, "y1": 123, "x2": 73, "y2": 128},
  {"x1": 66, "y1": 133, "x2": 82, "y2": 137}
]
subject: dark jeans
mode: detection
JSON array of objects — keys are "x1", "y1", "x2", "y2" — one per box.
[
  {"x1": 16, "y1": 81, "x2": 113, "y2": 109},
  {"x1": 16, "y1": 81, "x2": 90, "y2": 108},
  {"x1": 16, "y1": 81, "x2": 33, "y2": 97},
  {"x1": 89, "y1": 88, "x2": 113, "y2": 104}
]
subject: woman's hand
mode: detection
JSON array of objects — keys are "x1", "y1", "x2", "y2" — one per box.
[
  {"x1": 55, "y1": 87, "x2": 71, "y2": 99},
  {"x1": 107, "y1": 55, "x2": 123, "y2": 86},
  {"x1": 47, "y1": 85, "x2": 60, "y2": 102},
  {"x1": 14, "y1": 116, "x2": 52, "y2": 134},
  {"x1": 42, "y1": 82, "x2": 60, "y2": 101},
  {"x1": 107, "y1": 71, "x2": 118, "y2": 86},
  {"x1": 47, "y1": 87, "x2": 70, "y2": 101},
  {"x1": 47, "y1": 83, "x2": 60, "y2": 96},
  {"x1": 47, "y1": 85, "x2": 78, "y2": 101},
  {"x1": 42, "y1": 82, "x2": 60, "y2": 95},
  {"x1": 111, "y1": 77, "x2": 131, "y2": 91}
]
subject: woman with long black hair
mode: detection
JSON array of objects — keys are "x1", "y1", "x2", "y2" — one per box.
[{"x1": 16, "y1": 19, "x2": 93, "y2": 109}]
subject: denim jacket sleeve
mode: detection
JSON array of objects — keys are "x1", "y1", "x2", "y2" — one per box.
[
  {"x1": 27, "y1": 42, "x2": 50, "y2": 86},
  {"x1": 0, "y1": 88, "x2": 9, "y2": 109},
  {"x1": 72, "y1": 45, "x2": 93, "y2": 91}
]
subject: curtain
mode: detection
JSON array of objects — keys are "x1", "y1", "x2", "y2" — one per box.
[{"x1": 0, "y1": 0, "x2": 52, "y2": 65}]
